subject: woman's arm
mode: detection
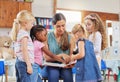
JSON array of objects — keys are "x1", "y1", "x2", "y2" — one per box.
[{"x1": 21, "y1": 37, "x2": 32, "y2": 74}]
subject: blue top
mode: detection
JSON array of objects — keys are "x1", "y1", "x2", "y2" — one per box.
[
  {"x1": 74, "y1": 38, "x2": 102, "y2": 82},
  {"x1": 47, "y1": 31, "x2": 70, "y2": 62}
]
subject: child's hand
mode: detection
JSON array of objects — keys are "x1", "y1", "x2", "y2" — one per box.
[
  {"x1": 70, "y1": 55, "x2": 75, "y2": 62},
  {"x1": 64, "y1": 64, "x2": 75, "y2": 68},
  {"x1": 62, "y1": 54, "x2": 71, "y2": 64},
  {"x1": 27, "y1": 64, "x2": 33, "y2": 74}
]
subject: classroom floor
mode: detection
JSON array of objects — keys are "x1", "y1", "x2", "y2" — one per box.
[{"x1": 0, "y1": 75, "x2": 116, "y2": 82}]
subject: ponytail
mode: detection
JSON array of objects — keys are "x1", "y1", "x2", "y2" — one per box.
[{"x1": 10, "y1": 19, "x2": 20, "y2": 41}]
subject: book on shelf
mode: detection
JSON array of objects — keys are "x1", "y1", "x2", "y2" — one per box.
[{"x1": 42, "y1": 60, "x2": 77, "y2": 67}]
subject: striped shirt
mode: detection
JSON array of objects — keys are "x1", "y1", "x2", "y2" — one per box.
[{"x1": 14, "y1": 29, "x2": 34, "y2": 64}]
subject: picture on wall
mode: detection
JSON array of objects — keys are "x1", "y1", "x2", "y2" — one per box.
[{"x1": 35, "y1": 17, "x2": 53, "y2": 30}]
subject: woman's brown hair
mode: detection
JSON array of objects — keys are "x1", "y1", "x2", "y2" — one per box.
[{"x1": 52, "y1": 13, "x2": 70, "y2": 51}]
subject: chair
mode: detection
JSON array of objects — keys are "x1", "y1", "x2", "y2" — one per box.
[
  {"x1": 0, "y1": 59, "x2": 5, "y2": 82},
  {"x1": 101, "y1": 59, "x2": 115, "y2": 80},
  {"x1": 101, "y1": 59, "x2": 107, "y2": 79},
  {"x1": 107, "y1": 68, "x2": 113, "y2": 80}
]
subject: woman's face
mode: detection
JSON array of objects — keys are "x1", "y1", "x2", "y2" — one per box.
[
  {"x1": 84, "y1": 19, "x2": 95, "y2": 33},
  {"x1": 54, "y1": 20, "x2": 66, "y2": 36}
]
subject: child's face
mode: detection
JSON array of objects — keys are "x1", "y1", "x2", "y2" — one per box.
[
  {"x1": 26, "y1": 20, "x2": 35, "y2": 31},
  {"x1": 73, "y1": 30, "x2": 83, "y2": 40},
  {"x1": 84, "y1": 19, "x2": 95, "y2": 33},
  {"x1": 36, "y1": 30, "x2": 47, "y2": 42}
]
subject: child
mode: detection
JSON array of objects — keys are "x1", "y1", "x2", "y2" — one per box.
[
  {"x1": 10, "y1": 10, "x2": 35, "y2": 82},
  {"x1": 71, "y1": 24, "x2": 102, "y2": 82},
  {"x1": 30, "y1": 25, "x2": 65, "y2": 82},
  {"x1": 84, "y1": 13, "x2": 107, "y2": 68}
]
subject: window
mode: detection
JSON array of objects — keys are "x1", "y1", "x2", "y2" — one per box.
[{"x1": 56, "y1": 10, "x2": 81, "y2": 32}]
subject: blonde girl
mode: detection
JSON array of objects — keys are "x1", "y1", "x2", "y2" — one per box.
[
  {"x1": 10, "y1": 10, "x2": 35, "y2": 82},
  {"x1": 71, "y1": 24, "x2": 102, "y2": 82},
  {"x1": 84, "y1": 13, "x2": 107, "y2": 68}
]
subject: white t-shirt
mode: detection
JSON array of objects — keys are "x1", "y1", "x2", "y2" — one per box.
[{"x1": 88, "y1": 31, "x2": 102, "y2": 57}]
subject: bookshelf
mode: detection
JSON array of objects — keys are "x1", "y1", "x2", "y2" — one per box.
[{"x1": 35, "y1": 17, "x2": 54, "y2": 31}]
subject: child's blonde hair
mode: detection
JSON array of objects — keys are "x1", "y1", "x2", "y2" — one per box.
[
  {"x1": 10, "y1": 10, "x2": 35, "y2": 41},
  {"x1": 72, "y1": 24, "x2": 86, "y2": 48},
  {"x1": 84, "y1": 13, "x2": 107, "y2": 50},
  {"x1": 72, "y1": 24, "x2": 86, "y2": 35}
]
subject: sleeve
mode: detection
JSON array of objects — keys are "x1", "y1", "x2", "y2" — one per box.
[
  {"x1": 34, "y1": 40, "x2": 45, "y2": 50},
  {"x1": 18, "y1": 30, "x2": 29, "y2": 41},
  {"x1": 93, "y1": 32, "x2": 102, "y2": 53}
]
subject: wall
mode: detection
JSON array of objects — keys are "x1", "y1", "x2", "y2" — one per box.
[
  {"x1": 57, "y1": 0, "x2": 120, "y2": 14},
  {"x1": 32, "y1": 0, "x2": 53, "y2": 17},
  {"x1": 1, "y1": 0, "x2": 120, "y2": 34},
  {"x1": 0, "y1": 28, "x2": 11, "y2": 36},
  {"x1": 32, "y1": 0, "x2": 120, "y2": 17}
]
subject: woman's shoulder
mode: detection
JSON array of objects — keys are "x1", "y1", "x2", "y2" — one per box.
[{"x1": 47, "y1": 31, "x2": 54, "y2": 36}]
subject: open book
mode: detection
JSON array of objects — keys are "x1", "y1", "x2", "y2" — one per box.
[{"x1": 42, "y1": 60, "x2": 77, "y2": 67}]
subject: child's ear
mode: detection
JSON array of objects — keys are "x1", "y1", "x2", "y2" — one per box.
[
  {"x1": 36, "y1": 32, "x2": 40, "y2": 35},
  {"x1": 22, "y1": 21, "x2": 27, "y2": 26},
  {"x1": 36, "y1": 32, "x2": 41, "y2": 37}
]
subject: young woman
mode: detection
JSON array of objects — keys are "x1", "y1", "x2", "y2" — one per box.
[{"x1": 44, "y1": 13, "x2": 74, "y2": 82}]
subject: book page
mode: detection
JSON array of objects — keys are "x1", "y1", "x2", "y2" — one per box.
[{"x1": 42, "y1": 60, "x2": 77, "y2": 67}]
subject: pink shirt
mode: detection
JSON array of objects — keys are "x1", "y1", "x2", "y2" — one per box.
[{"x1": 33, "y1": 40, "x2": 45, "y2": 65}]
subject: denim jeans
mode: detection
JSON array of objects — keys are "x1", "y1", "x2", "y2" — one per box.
[
  {"x1": 15, "y1": 59, "x2": 31, "y2": 82},
  {"x1": 40, "y1": 66, "x2": 48, "y2": 78},
  {"x1": 30, "y1": 63, "x2": 42, "y2": 82},
  {"x1": 47, "y1": 66, "x2": 73, "y2": 82}
]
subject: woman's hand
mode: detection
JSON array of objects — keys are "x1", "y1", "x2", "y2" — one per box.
[{"x1": 61, "y1": 54, "x2": 71, "y2": 64}]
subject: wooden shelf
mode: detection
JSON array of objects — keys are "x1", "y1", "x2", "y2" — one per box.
[{"x1": 0, "y1": 0, "x2": 31, "y2": 28}]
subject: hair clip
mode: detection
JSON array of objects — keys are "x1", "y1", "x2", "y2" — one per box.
[{"x1": 14, "y1": 19, "x2": 19, "y2": 24}]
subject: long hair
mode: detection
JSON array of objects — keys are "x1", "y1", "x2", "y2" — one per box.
[
  {"x1": 10, "y1": 10, "x2": 35, "y2": 41},
  {"x1": 52, "y1": 13, "x2": 69, "y2": 51},
  {"x1": 84, "y1": 13, "x2": 107, "y2": 50}
]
